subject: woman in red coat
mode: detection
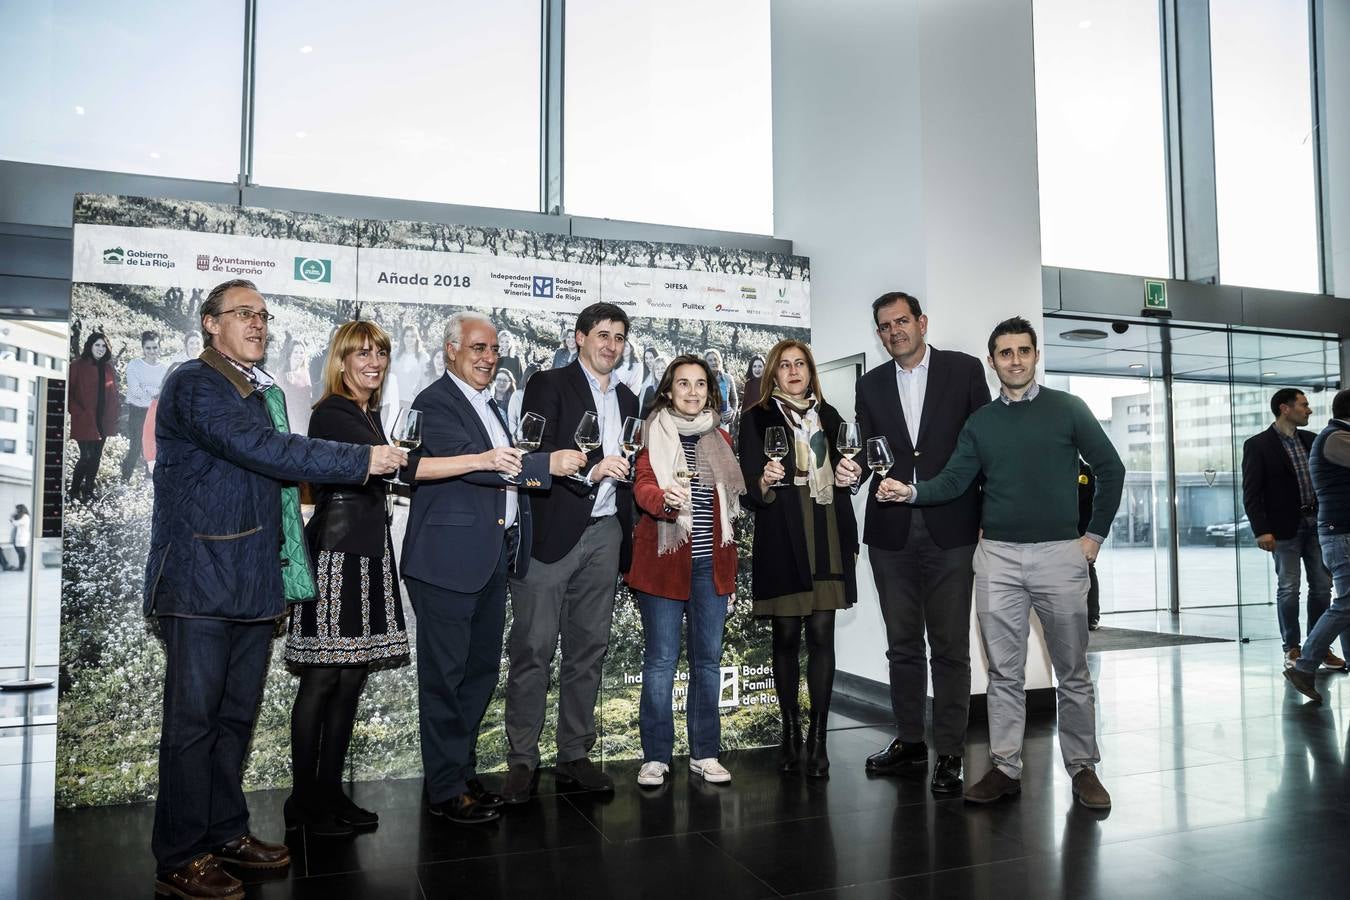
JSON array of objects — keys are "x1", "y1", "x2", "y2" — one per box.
[
  {"x1": 627, "y1": 354, "x2": 746, "y2": 788},
  {"x1": 68, "y1": 331, "x2": 121, "y2": 501}
]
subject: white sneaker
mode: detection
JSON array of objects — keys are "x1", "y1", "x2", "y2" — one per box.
[
  {"x1": 637, "y1": 761, "x2": 669, "y2": 787},
  {"x1": 690, "y1": 757, "x2": 732, "y2": 784}
]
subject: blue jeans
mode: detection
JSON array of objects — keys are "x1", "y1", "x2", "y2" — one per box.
[
  {"x1": 636, "y1": 557, "x2": 728, "y2": 763},
  {"x1": 152, "y1": 617, "x2": 272, "y2": 872},
  {"x1": 1273, "y1": 519, "x2": 1336, "y2": 653},
  {"x1": 1294, "y1": 533, "x2": 1350, "y2": 674}
]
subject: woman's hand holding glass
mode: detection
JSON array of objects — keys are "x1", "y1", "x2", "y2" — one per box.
[{"x1": 759, "y1": 458, "x2": 786, "y2": 495}]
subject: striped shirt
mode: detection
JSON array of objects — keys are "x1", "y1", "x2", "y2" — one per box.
[{"x1": 682, "y1": 434, "x2": 715, "y2": 558}]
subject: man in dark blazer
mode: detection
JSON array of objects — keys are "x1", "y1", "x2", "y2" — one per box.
[
  {"x1": 1242, "y1": 388, "x2": 1344, "y2": 670},
  {"x1": 403, "y1": 312, "x2": 585, "y2": 825},
  {"x1": 835, "y1": 291, "x2": 990, "y2": 795},
  {"x1": 502, "y1": 302, "x2": 639, "y2": 803}
]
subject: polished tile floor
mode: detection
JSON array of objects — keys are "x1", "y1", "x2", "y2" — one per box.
[{"x1": 6, "y1": 638, "x2": 1350, "y2": 899}]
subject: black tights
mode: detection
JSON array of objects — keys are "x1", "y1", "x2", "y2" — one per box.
[
  {"x1": 771, "y1": 611, "x2": 837, "y2": 719},
  {"x1": 290, "y1": 665, "x2": 368, "y2": 803},
  {"x1": 71, "y1": 438, "x2": 106, "y2": 498}
]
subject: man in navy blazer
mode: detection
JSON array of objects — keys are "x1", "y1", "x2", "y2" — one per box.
[
  {"x1": 835, "y1": 291, "x2": 990, "y2": 796},
  {"x1": 403, "y1": 312, "x2": 585, "y2": 825},
  {"x1": 1242, "y1": 387, "x2": 1344, "y2": 670}
]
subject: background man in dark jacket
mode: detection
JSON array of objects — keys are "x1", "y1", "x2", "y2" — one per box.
[
  {"x1": 1242, "y1": 388, "x2": 1344, "y2": 670},
  {"x1": 835, "y1": 291, "x2": 989, "y2": 796},
  {"x1": 502, "y1": 303, "x2": 638, "y2": 802},
  {"x1": 144, "y1": 280, "x2": 404, "y2": 899}
]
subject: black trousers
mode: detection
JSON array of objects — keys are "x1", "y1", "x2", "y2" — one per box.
[
  {"x1": 122, "y1": 404, "x2": 149, "y2": 480},
  {"x1": 152, "y1": 616, "x2": 272, "y2": 872},
  {"x1": 406, "y1": 538, "x2": 510, "y2": 804},
  {"x1": 868, "y1": 509, "x2": 976, "y2": 756}
]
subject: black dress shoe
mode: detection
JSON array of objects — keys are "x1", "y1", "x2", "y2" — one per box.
[
  {"x1": 429, "y1": 792, "x2": 501, "y2": 825},
  {"x1": 501, "y1": 764, "x2": 536, "y2": 805},
  {"x1": 283, "y1": 796, "x2": 355, "y2": 838},
  {"x1": 930, "y1": 754, "x2": 963, "y2": 795},
  {"x1": 555, "y1": 757, "x2": 614, "y2": 792},
  {"x1": 329, "y1": 791, "x2": 379, "y2": 829},
  {"x1": 466, "y1": 777, "x2": 505, "y2": 810},
  {"x1": 865, "y1": 739, "x2": 928, "y2": 774}
]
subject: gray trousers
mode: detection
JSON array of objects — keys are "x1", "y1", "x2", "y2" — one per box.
[
  {"x1": 505, "y1": 515, "x2": 621, "y2": 768},
  {"x1": 974, "y1": 538, "x2": 1099, "y2": 778}
]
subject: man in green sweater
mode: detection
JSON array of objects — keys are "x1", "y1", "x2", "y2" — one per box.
[{"x1": 885, "y1": 316, "x2": 1124, "y2": 810}]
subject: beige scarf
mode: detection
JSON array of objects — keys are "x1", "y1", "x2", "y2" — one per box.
[
  {"x1": 646, "y1": 407, "x2": 745, "y2": 554},
  {"x1": 772, "y1": 388, "x2": 834, "y2": 505}
]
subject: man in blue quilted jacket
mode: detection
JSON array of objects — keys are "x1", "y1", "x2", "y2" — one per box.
[{"x1": 143, "y1": 279, "x2": 406, "y2": 900}]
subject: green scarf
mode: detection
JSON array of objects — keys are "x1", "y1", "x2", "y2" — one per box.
[{"x1": 262, "y1": 386, "x2": 318, "y2": 604}]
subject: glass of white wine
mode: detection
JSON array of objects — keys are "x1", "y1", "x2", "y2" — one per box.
[
  {"x1": 673, "y1": 465, "x2": 693, "y2": 510},
  {"x1": 618, "y1": 416, "x2": 643, "y2": 483},
  {"x1": 865, "y1": 435, "x2": 895, "y2": 481},
  {"x1": 763, "y1": 426, "x2": 788, "y2": 487},
  {"x1": 503, "y1": 412, "x2": 545, "y2": 484},
  {"x1": 387, "y1": 407, "x2": 422, "y2": 486},
  {"x1": 837, "y1": 422, "x2": 862, "y2": 462},
  {"x1": 570, "y1": 410, "x2": 601, "y2": 482}
]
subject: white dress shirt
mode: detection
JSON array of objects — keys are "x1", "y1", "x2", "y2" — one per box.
[
  {"x1": 448, "y1": 371, "x2": 518, "y2": 528},
  {"x1": 895, "y1": 344, "x2": 930, "y2": 480},
  {"x1": 580, "y1": 364, "x2": 622, "y2": 517}
]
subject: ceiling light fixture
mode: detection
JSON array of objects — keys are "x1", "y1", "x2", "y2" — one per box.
[
  {"x1": 1263, "y1": 371, "x2": 1278, "y2": 377},
  {"x1": 300, "y1": 45, "x2": 313, "y2": 53},
  {"x1": 1128, "y1": 364, "x2": 1144, "y2": 370},
  {"x1": 1059, "y1": 328, "x2": 1109, "y2": 342},
  {"x1": 74, "y1": 105, "x2": 85, "y2": 115}
]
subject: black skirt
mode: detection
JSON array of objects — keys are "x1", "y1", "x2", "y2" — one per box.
[{"x1": 285, "y1": 534, "x2": 410, "y2": 668}]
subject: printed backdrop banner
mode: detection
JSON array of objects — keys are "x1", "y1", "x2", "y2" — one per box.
[{"x1": 58, "y1": 194, "x2": 811, "y2": 808}]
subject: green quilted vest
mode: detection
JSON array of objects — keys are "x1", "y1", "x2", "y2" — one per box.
[{"x1": 261, "y1": 386, "x2": 318, "y2": 604}]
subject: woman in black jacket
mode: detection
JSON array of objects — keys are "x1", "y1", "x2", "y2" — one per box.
[
  {"x1": 284, "y1": 320, "x2": 410, "y2": 836},
  {"x1": 740, "y1": 339, "x2": 858, "y2": 778}
]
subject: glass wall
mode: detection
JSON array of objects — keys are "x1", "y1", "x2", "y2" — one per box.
[
  {"x1": 564, "y1": 0, "x2": 773, "y2": 233},
  {"x1": 1045, "y1": 315, "x2": 1341, "y2": 642},
  {"x1": 1210, "y1": 0, "x2": 1321, "y2": 293},
  {"x1": 1032, "y1": 0, "x2": 1171, "y2": 277},
  {"x1": 0, "y1": 320, "x2": 65, "y2": 673},
  {"x1": 253, "y1": 0, "x2": 541, "y2": 210},
  {"x1": 0, "y1": 1, "x2": 243, "y2": 181}
]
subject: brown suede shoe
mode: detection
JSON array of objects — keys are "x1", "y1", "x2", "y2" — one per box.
[
  {"x1": 963, "y1": 767, "x2": 1021, "y2": 804},
  {"x1": 214, "y1": 833, "x2": 291, "y2": 870},
  {"x1": 1284, "y1": 667, "x2": 1324, "y2": 703},
  {"x1": 154, "y1": 854, "x2": 243, "y2": 899},
  {"x1": 1323, "y1": 651, "x2": 1347, "y2": 671},
  {"x1": 1072, "y1": 769, "x2": 1112, "y2": 810}
]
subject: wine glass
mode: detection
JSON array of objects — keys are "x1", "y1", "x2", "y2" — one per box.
[
  {"x1": 618, "y1": 416, "x2": 643, "y2": 483},
  {"x1": 865, "y1": 435, "x2": 895, "y2": 483},
  {"x1": 502, "y1": 412, "x2": 545, "y2": 484},
  {"x1": 570, "y1": 410, "x2": 601, "y2": 482},
  {"x1": 672, "y1": 465, "x2": 693, "y2": 510},
  {"x1": 763, "y1": 426, "x2": 788, "y2": 487},
  {"x1": 837, "y1": 423, "x2": 862, "y2": 460},
  {"x1": 387, "y1": 407, "x2": 422, "y2": 486}
]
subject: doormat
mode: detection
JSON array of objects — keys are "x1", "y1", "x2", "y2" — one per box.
[{"x1": 1088, "y1": 626, "x2": 1230, "y2": 652}]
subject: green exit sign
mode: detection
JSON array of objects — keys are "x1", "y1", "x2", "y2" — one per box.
[{"x1": 1144, "y1": 279, "x2": 1168, "y2": 310}]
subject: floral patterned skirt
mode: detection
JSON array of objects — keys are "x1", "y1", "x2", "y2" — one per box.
[{"x1": 285, "y1": 538, "x2": 410, "y2": 669}]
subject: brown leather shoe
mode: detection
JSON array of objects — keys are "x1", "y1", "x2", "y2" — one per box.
[
  {"x1": 1071, "y1": 769, "x2": 1112, "y2": 810},
  {"x1": 1323, "y1": 651, "x2": 1347, "y2": 671},
  {"x1": 214, "y1": 833, "x2": 291, "y2": 870},
  {"x1": 963, "y1": 767, "x2": 1021, "y2": 804},
  {"x1": 154, "y1": 854, "x2": 243, "y2": 899}
]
